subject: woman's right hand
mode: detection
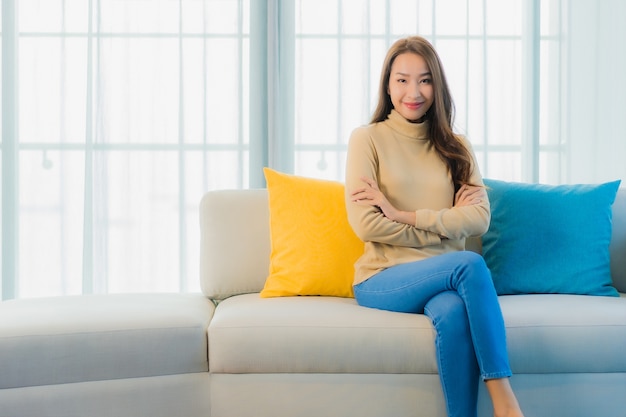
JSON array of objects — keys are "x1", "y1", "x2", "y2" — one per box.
[{"x1": 454, "y1": 184, "x2": 486, "y2": 208}]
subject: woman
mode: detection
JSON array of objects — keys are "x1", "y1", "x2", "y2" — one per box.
[{"x1": 345, "y1": 36, "x2": 525, "y2": 417}]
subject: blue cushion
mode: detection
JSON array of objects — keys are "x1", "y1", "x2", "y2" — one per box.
[{"x1": 482, "y1": 179, "x2": 621, "y2": 296}]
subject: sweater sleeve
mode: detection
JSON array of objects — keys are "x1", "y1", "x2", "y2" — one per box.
[
  {"x1": 345, "y1": 127, "x2": 442, "y2": 248},
  {"x1": 413, "y1": 137, "x2": 491, "y2": 239}
]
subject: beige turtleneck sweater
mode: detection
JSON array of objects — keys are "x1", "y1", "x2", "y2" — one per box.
[{"x1": 345, "y1": 110, "x2": 490, "y2": 285}]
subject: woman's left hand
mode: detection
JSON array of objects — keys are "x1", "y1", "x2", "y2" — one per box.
[{"x1": 350, "y1": 177, "x2": 398, "y2": 219}]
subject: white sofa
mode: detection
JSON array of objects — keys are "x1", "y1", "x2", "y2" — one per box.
[
  {"x1": 1, "y1": 188, "x2": 625, "y2": 417},
  {"x1": 0, "y1": 293, "x2": 214, "y2": 417}
]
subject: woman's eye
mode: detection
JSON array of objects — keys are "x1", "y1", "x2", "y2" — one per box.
[{"x1": 421, "y1": 78, "x2": 432, "y2": 84}]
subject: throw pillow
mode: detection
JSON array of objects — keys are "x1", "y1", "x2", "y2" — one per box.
[
  {"x1": 482, "y1": 179, "x2": 621, "y2": 296},
  {"x1": 260, "y1": 168, "x2": 364, "y2": 298}
]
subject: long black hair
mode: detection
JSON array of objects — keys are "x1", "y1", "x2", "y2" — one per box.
[{"x1": 372, "y1": 36, "x2": 475, "y2": 190}]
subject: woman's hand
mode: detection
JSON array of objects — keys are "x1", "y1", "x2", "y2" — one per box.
[
  {"x1": 350, "y1": 177, "x2": 393, "y2": 213},
  {"x1": 350, "y1": 177, "x2": 412, "y2": 224},
  {"x1": 454, "y1": 184, "x2": 487, "y2": 208}
]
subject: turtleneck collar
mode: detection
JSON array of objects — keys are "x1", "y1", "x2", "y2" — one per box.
[{"x1": 384, "y1": 109, "x2": 430, "y2": 140}]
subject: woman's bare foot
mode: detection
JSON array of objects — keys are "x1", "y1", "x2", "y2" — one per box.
[
  {"x1": 485, "y1": 378, "x2": 525, "y2": 417},
  {"x1": 494, "y1": 409, "x2": 524, "y2": 417}
]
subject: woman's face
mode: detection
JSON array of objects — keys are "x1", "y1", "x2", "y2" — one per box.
[{"x1": 388, "y1": 52, "x2": 434, "y2": 122}]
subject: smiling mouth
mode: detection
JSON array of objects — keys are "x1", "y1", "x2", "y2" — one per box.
[{"x1": 405, "y1": 102, "x2": 423, "y2": 110}]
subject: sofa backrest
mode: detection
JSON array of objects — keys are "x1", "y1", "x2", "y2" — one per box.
[
  {"x1": 199, "y1": 188, "x2": 626, "y2": 300},
  {"x1": 611, "y1": 188, "x2": 626, "y2": 292},
  {"x1": 200, "y1": 189, "x2": 271, "y2": 300}
]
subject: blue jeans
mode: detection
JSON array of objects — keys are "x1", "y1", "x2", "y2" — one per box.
[{"x1": 353, "y1": 251, "x2": 512, "y2": 417}]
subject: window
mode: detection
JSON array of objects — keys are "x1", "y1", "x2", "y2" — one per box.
[
  {"x1": 2, "y1": 0, "x2": 251, "y2": 298},
  {"x1": 2, "y1": 0, "x2": 625, "y2": 300},
  {"x1": 292, "y1": 0, "x2": 565, "y2": 184}
]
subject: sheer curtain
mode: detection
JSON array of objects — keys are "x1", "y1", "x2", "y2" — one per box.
[
  {"x1": 566, "y1": 0, "x2": 626, "y2": 184},
  {"x1": 2, "y1": 0, "x2": 625, "y2": 300},
  {"x1": 2, "y1": 0, "x2": 251, "y2": 299}
]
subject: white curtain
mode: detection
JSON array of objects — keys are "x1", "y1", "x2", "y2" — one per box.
[
  {"x1": 566, "y1": 0, "x2": 626, "y2": 184},
  {"x1": 3, "y1": 0, "x2": 251, "y2": 299},
  {"x1": 2, "y1": 0, "x2": 625, "y2": 300}
]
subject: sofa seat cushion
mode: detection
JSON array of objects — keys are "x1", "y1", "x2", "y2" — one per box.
[
  {"x1": 210, "y1": 293, "x2": 626, "y2": 376},
  {"x1": 0, "y1": 293, "x2": 215, "y2": 389},
  {"x1": 209, "y1": 294, "x2": 437, "y2": 374},
  {"x1": 501, "y1": 294, "x2": 626, "y2": 373}
]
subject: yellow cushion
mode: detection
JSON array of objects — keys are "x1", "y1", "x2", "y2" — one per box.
[{"x1": 260, "y1": 168, "x2": 364, "y2": 298}]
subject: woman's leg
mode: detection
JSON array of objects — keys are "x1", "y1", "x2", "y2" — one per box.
[
  {"x1": 485, "y1": 378, "x2": 524, "y2": 417},
  {"x1": 424, "y1": 291, "x2": 479, "y2": 417},
  {"x1": 353, "y1": 251, "x2": 511, "y2": 380}
]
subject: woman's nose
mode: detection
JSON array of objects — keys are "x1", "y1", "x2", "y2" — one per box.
[{"x1": 407, "y1": 84, "x2": 422, "y2": 99}]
